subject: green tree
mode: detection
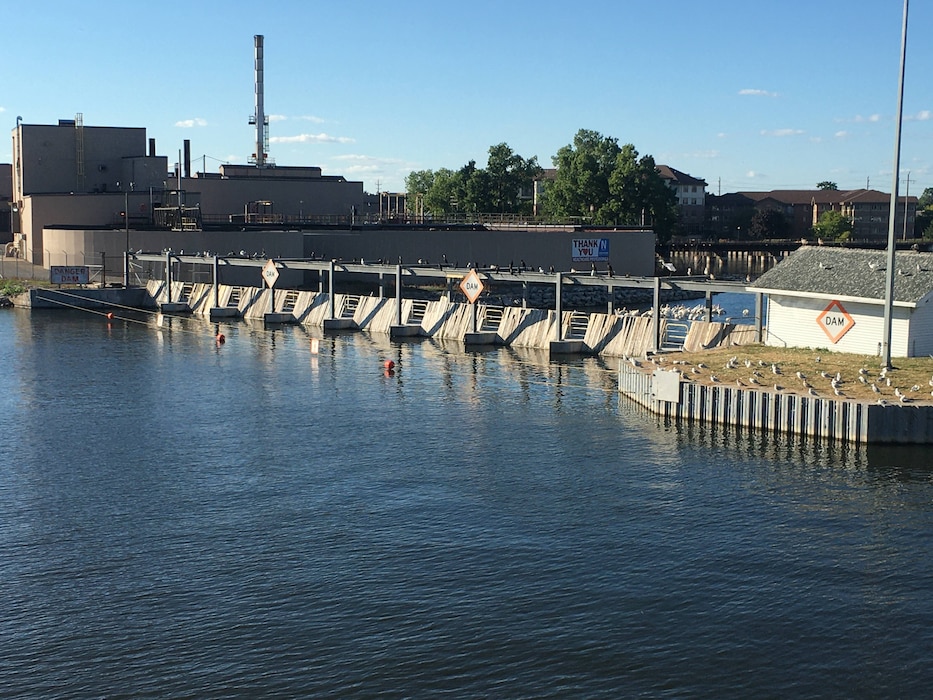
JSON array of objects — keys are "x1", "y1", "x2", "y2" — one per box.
[
  {"x1": 404, "y1": 169, "x2": 435, "y2": 215},
  {"x1": 816, "y1": 181, "x2": 839, "y2": 190},
  {"x1": 919, "y1": 187, "x2": 933, "y2": 209},
  {"x1": 812, "y1": 210, "x2": 853, "y2": 240},
  {"x1": 608, "y1": 146, "x2": 679, "y2": 241},
  {"x1": 485, "y1": 143, "x2": 542, "y2": 214},
  {"x1": 749, "y1": 208, "x2": 789, "y2": 239},
  {"x1": 541, "y1": 129, "x2": 622, "y2": 222},
  {"x1": 424, "y1": 168, "x2": 460, "y2": 215}
]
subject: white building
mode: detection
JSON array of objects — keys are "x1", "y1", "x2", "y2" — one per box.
[{"x1": 751, "y1": 247, "x2": 933, "y2": 358}]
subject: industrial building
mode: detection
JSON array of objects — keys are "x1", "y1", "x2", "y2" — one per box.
[{"x1": 8, "y1": 115, "x2": 366, "y2": 266}]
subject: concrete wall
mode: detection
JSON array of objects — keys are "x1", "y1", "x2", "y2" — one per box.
[
  {"x1": 302, "y1": 228, "x2": 656, "y2": 277},
  {"x1": 21, "y1": 193, "x2": 161, "y2": 263},
  {"x1": 42, "y1": 227, "x2": 307, "y2": 287},
  {"x1": 146, "y1": 280, "x2": 663, "y2": 359}
]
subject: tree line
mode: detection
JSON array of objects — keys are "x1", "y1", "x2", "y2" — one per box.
[{"x1": 404, "y1": 129, "x2": 680, "y2": 241}]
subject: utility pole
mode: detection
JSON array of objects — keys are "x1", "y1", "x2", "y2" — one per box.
[{"x1": 902, "y1": 171, "x2": 911, "y2": 240}]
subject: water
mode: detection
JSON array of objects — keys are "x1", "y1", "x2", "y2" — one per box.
[{"x1": 1, "y1": 309, "x2": 932, "y2": 698}]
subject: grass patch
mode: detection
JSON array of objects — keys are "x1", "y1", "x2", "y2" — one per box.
[{"x1": 647, "y1": 345, "x2": 933, "y2": 405}]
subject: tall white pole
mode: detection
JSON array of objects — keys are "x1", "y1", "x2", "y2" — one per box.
[
  {"x1": 254, "y1": 35, "x2": 265, "y2": 167},
  {"x1": 881, "y1": 0, "x2": 909, "y2": 369}
]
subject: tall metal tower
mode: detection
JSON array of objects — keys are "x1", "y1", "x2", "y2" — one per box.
[{"x1": 249, "y1": 34, "x2": 269, "y2": 166}]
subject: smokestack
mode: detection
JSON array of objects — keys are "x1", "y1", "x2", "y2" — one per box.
[
  {"x1": 149, "y1": 138, "x2": 156, "y2": 157},
  {"x1": 184, "y1": 139, "x2": 191, "y2": 178},
  {"x1": 254, "y1": 34, "x2": 265, "y2": 166}
]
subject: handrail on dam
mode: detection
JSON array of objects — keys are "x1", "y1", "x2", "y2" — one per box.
[{"x1": 130, "y1": 251, "x2": 761, "y2": 352}]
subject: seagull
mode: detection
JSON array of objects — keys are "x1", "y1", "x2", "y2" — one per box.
[
  {"x1": 911, "y1": 385, "x2": 921, "y2": 393},
  {"x1": 859, "y1": 376, "x2": 868, "y2": 384},
  {"x1": 796, "y1": 371, "x2": 806, "y2": 380},
  {"x1": 808, "y1": 388, "x2": 818, "y2": 396},
  {"x1": 894, "y1": 387, "x2": 905, "y2": 399},
  {"x1": 858, "y1": 368, "x2": 868, "y2": 376},
  {"x1": 771, "y1": 364, "x2": 781, "y2": 375},
  {"x1": 736, "y1": 379, "x2": 745, "y2": 387},
  {"x1": 877, "y1": 399, "x2": 888, "y2": 406},
  {"x1": 774, "y1": 384, "x2": 784, "y2": 392},
  {"x1": 834, "y1": 388, "x2": 844, "y2": 397},
  {"x1": 871, "y1": 383, "x2": 880, "y2": 393},
  {"x1": 750, "y1": 377, "x2": 761, "y2": 386},
  {"x1": 710, "y1": 375, "x2": 720, "y2": 383}
]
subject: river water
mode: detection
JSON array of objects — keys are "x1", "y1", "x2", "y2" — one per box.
[{"x1": 1, "y1": 308, "x2": 931, "y2": 698}]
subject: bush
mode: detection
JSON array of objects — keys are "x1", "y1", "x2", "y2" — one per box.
[{"x1": 0, "y1": 280, "x2": 28, "y2": 297}]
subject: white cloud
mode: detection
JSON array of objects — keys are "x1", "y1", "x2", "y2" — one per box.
[
  {"x1": 908, "y1": 110, "x2": 932, "y2": 121},
  {"x1": 341, "y1": 164, "x2": 382, "y2": 174},
  {"x1": 746, "y1": 170, "x2": 763, "y2": 179},
  {"x1": 268, "y1": 114, "x2": 288, "y2": 122},
  {"x1": 299, "y1": 115, "x2": 326, "y2": 123},
  {"x1": 835, "y1": 130, "x2": 849, "y2": 138},
  {"x1": 760, "y1": 128, "x2": 804, "y2": 137},
  {"x1": 0, "y1": 106, "x2": 5, "y2": 112},
  {"x1": 270, "y1": 132, "x2": 354, "y2": 144},
  {"x1": 739, "y1": 88, "x2": 778, "y2": 97},
  {"x1": 175, "y1": 118, "x2": 208, "y2": 128}
]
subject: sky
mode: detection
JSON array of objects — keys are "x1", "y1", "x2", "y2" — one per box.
[{"x1": 3, "y1": 1, "x2": 931, "y2": 197}]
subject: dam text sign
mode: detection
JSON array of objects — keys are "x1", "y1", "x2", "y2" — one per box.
[
  {"x1": 51, "y1": 266, "x2": 90, "y2": 285},
  {"x1": 816, "y1": 300, "x2": 855, "y2": 344}
]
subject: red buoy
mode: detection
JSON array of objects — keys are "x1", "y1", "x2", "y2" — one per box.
[
  {"x1": 216, "y1": 333, "x2": 226, "y2": 344},
  {"x1": 106, "y1": 312, "x2": 114, "y2": 320},
  {"x1": 384, "y1": 360, "x2": 395, "y2": 370}
]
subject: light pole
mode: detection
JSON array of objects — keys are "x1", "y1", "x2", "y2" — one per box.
[
  {"x1": 881, "y1": 0, "x2": 909, "y2": 369},
  {"x1": 123, "y1": 182, "x2": 135, "y2": 287}
]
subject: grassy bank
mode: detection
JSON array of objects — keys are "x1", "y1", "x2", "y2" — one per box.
[{"x1": 645, "y1": 345, "x2": 933, "y2": 405}]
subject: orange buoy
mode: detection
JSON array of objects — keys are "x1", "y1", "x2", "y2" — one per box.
[
  {"x1": 216, "y1": 333, "x2": 226, "y2": 344},
  {"x1": 106, "y1": 312, "x2": 114, "y2": 320},
  {"x1": 384, "y1": 360, "x2": 395, "y2": 370}
]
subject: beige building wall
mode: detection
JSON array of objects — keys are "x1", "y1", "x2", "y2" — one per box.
[
  {"x1": 302, "y1": 228, "x2": 656, "y2": 276},
  {"x1": 185, "y1": 175, "x2": 365, "y2": 222},
  {"x1": 13, "y1": 123, "x2": 150, "y2": 196}
]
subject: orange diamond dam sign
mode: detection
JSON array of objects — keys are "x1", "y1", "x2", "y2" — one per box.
[{"x1": 816, "y1": 300, "x2": 855, "y2": 344}]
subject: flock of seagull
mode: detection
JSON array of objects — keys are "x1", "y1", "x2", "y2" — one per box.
[
  {"x1": 626, "y1": 353, "x2": 933, "y2": 406},
  {"x1": 615, "y1": 303, "x2": 734, "y2": 320}
]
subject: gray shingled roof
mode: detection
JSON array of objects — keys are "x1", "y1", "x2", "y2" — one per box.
[{"x1": 751, "y1": 246, "x2": 933, "y2": 305}]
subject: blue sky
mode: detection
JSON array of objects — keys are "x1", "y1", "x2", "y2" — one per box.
[{"x1": 3, "y1": 1, "x2": 931, "y2": 197}]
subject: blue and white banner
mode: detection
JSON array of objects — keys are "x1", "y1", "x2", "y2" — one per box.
[{"x1": 571, "y1": 238, "x2": 609, "y2": 262}]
